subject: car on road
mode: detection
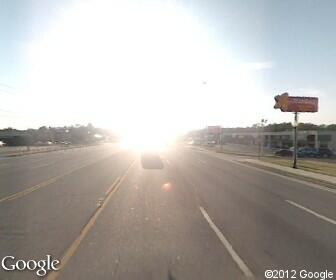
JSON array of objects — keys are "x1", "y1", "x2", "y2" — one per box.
[
  {"x1": 297, "y1": 147, "x2": 319, "y2": 158},
  {"x1": 140, "y1": 151, "x2": 164, "y2": 169},
  {"x1": 274, "y1": 149, "x2": 293, "y2": 157},
  {"x1": 317, "y1": 148, "x2": 334, "y2": 158}
]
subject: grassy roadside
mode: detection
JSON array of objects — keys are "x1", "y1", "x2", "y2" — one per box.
[
  {"x1": 189, "y1": 145, "x2": 336, "y2": 188},
  {"x1": 261, "y1": 157, "x2": 336, "y2": 177},
  {"x1": 215, "y1": 149, "x2": 273, "y2": 158},
  {"x1": 190, "y1": 145, "x2": 336, "y2": 177},
  {"x1": 213, "y1": 148, "x2": 336, "y2": 177},
  {"x1": 192, "y1": 146, "x2": 273, "y2": 158}
]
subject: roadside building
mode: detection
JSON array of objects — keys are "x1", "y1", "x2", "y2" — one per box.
[
  {"x1": 206, "y1": 126, "x2": 221, "y2": 145},
  {"x1": 221, "y1": 130, "x2": 336, "y2": 150}
]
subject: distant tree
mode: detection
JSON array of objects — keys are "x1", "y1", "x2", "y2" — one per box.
[
  {"x1": 264, "y1": 123, "x2": 292, "y2": 132},
  {"x1": 326, "y1": 124, "x2": 336, "y2": 130},
  {"x1": 297, "y1": 123, "x2": 318, "y2": 130}
]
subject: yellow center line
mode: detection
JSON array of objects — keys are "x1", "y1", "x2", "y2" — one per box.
[
  {"x1": 0, "y1": 153, "x2": 120, "y2": 203},
  {"x1": 47, "y1": 160, "x2": 136, "y2": 280}
]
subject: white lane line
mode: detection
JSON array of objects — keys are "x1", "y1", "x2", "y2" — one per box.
[
  {"x1": 199, "y1": 207, "x2": 254, "y2": 278},
  {"x1": 0, "y1": 153, "x2": 120, "y2": 203},
  {"x1": 166, "y1": 159, "x2": 171, "y2": 166},
  {"x1": 198, "y1": 159, "x2": 206, "y2": 164},
  {"x1": 286, "y1": 200, "x2": 336, "y2": 226}
]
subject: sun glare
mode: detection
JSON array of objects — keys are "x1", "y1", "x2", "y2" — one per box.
[
  {"x1": 25, "y1": 0, "x2": 262, "y2": 132},
  {"x1": 121, "y1": 130, "x2": 170, "y2": 152}
]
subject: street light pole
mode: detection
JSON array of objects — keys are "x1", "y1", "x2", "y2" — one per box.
[{"x1": 293, "y1": 112, "x2": 298, "y2": 169}]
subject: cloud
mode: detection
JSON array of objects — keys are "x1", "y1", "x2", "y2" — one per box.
[{"x1": 242, "y1": 61, "x2": 274, "y2": 71}]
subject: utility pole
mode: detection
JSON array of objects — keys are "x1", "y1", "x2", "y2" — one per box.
[
  {"x1": 219, "y1": 127, "x2": 223, "y2": 151},
  {"x1": 293, "y1": 112, "x2": 298, "y2": 168},
  {"x1": 258, "y1": 124, "x2": 261, "y2": 159},
  {"x1": 258, "y1": 119, "x2": 267, "y2": 159}
]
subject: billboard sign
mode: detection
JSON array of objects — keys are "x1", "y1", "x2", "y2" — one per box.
[{"x1": 274, "y1": 93, "x2": 318, "y2": 112}]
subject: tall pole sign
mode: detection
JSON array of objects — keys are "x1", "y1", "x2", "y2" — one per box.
[{"x1": 274, "y1": 92, "x2": 319, "y2": 168}]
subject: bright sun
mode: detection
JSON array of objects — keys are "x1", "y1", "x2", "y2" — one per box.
[
  {"x1": 25, "y1": 0, "x2": 260, "y2": 141},
  {"x1": 121, "y1": 131, "x2": 169, "y2": 152}
]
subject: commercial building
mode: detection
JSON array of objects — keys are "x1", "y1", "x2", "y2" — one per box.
[{"x1": 221, "y1": 130, "x2": 336, "y2": 150}]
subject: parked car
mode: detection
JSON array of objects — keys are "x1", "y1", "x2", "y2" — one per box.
[
  {"x1": 275, "y1": 149, "x2": 293, "y2": 157},
  {"x1": 34, "y1": 141, "x2": 53, "y2": 146},
  {"x1": 206, "y1": 140, "x2": 216, "y2": 147},
  {"x1": 297, "y1": 147, "x2": 319, "y2": 158},
  {"x1": 318, "y1": 148, "x2": 334, "y2": 158}
]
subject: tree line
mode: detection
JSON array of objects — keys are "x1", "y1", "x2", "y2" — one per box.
[
  {"x1": 185, "y1": 123, "x2": 336, "y2": 139},
  {"x1": 0, "y1": 124, "x2": 116, "y2": 146}
]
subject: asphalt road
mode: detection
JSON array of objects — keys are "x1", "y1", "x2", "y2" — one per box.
[{"x1": 0, "y1": 144, "x2": 335, "y2": 279}]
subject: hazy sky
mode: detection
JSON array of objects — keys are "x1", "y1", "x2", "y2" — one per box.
[{"x1": 1, "y1": 0, "x2": 335, "y2": 135}]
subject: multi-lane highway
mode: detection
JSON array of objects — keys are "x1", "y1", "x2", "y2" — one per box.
[{"x1": 0, "y1": 144, "x2": 335, "y2": 279}]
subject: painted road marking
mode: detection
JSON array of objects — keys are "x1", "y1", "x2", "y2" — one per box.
[
  {"x1": 105, "y1": 176, "x2": 121, "y2": 195},
  {"x1": 232, "y1": 159, "x2": 336, "y2": 195},
  {"x1": 166, "y1": 159, "x2": 171, "y2": 166},
  {"x1": 47, "y1": 161, "x2": 135, "y2": 280},
  {"x1": 199, "y1": 159, "x2": 206, "y2": 164},
  {"x1": 200, "y1": 206, "x2": 254, "y2": 278},
  {"x1": 0, "y1": 154, "x2": 119, "y2": 203},
  {"x1": 286, "y1": 200, "x2": 336, "y2": 226}
]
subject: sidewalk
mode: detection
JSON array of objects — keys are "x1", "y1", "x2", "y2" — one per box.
[{"x1": 240, "y1": 158, "x2": 336, "y2": 186}]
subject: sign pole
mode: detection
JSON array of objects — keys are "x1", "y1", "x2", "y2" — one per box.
[
  {"x1": 274, "y1": 92, "x2": 318, "y2": 169},
  {"x1": 293, "y1": 112, "x2": 298, "y2": 169}
]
